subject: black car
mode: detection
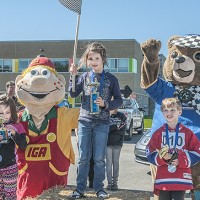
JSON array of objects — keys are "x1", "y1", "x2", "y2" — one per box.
[{"x1": 134, "y1": 129, "x2": 151, "y2": 165}]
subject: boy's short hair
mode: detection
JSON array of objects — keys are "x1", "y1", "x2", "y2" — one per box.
[
  {"x1": 161, "y1": 98, "x2": 182, "y2": 111},
  {"x1": 6, "y1": 81, "x2": 15, "y2": 88}
]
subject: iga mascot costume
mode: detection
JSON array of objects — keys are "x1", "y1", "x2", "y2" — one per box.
[
  {"x1": 141, "y1": 34, "x2": 200, "y2": 199},
  {"x1": 15, "y1": 55, "x2": 79, "y2": 199}
]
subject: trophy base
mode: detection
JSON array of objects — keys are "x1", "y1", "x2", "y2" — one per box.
[{"x1": 90, "y1": 92, "x2": 100, "y2": 115}]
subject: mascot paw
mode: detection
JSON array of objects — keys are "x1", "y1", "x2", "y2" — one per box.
[{"x1": 141, "y1": 39, "x2": 161, "y2": 63}]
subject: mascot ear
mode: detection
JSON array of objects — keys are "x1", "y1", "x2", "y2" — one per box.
[
  {"x1": 168, "y1": 35, "x2": 180, "y2": 49},
  {"x1": 57, "y1": 74, "x2": 66, "y2": 86}
]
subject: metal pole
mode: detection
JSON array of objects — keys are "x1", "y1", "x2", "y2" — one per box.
[{"x1": 72, "y1": 14, "x2": 80, "y2": 92}]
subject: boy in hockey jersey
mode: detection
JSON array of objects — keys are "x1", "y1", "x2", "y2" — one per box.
[{"x1": 146, "y1": 98, "x2": 200, "y2": 200}]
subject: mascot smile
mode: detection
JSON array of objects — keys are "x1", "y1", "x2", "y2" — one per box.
[
  {"x1": 15, "y1": 55, "x2": 79, "y2": 200},
  {"x1": 16, "y1": 58, "x2": 66, "y2": 106}
]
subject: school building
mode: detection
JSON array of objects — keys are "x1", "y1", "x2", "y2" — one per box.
[{"x1": 0, "y1": 39, "x2": 165, "y2": 114}]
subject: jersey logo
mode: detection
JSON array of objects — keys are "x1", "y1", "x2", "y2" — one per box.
[{"x1": 25, "y1": 144, "x2": 51, "y2": 161}]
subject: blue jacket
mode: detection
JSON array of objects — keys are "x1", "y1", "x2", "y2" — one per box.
[{"x1": 69, "y1": 70, "x2": 123, "y2": 123}]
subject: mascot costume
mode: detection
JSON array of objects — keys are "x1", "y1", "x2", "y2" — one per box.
[
  {"x1": 141, "y1": 34, "x2": 200, "y2": 199},
  {"x1": 15, "y1": 55, "x2": 79, "y2": 199}
]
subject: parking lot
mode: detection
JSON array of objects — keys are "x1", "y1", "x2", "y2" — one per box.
[{"x1": 67, "y1": 133, "x2": 154, "y2": 197}]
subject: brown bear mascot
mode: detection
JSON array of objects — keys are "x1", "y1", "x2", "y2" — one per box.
[
  {"x1": 15, "y1": 55, "x2": 79, "y2": 200},
  {"x1": 141, "y1": 34, "x2": 200, "y2": 200}
]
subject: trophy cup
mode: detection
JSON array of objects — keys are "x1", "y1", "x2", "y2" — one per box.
[
  {"x1": 0, "y1": 116, "x2": 10, "y2": 144},
  {"x1": 87, "y1": 77, "x2": 100, "y2": 115},
  {"x1": 167, "y1": 148, "x2": 178, "y2": 173}
]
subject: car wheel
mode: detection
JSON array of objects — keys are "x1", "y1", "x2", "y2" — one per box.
[
  {"x1": 137, "y1": 120, "x2": 144, "y2": 134},
  {"x1": 124, "y1": 122, "x2": 133, "y2": 141}
]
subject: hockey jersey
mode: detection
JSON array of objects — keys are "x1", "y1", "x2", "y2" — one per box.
[{"x1": 146, "y1": 123, "x2": 200, "y2": 191}]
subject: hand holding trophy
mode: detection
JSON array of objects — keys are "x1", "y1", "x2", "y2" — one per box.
[
  {"x1": 157, "y1": 145, "x2": 178, "y2": 173},
  {"x1": 0, "y1": 116, "x2": 12, "y2": 144},
  {"x1": 87, "y1": 77, "x2": 100, "y2": 115}
]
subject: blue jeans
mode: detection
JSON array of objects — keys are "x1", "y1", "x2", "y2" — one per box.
[{"x1": 76, "y1": 120, "x2": 109, "y2": 193}]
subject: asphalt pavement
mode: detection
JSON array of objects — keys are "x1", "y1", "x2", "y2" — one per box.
[{"x1": 67, "y1": 133, "x2": 154, "y2": 197}]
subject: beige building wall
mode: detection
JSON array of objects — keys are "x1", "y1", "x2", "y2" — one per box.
[{"x1": 0, "y1": 39, "x2": 152, "y2": 113}]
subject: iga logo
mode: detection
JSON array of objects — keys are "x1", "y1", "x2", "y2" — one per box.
[{"x1": 25, "y1": 144, "x2": 51, "y2": 161}]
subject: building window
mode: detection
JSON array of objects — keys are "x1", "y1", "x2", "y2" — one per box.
[
  {"x1": 51, "y1": 58, "x2": 69, "y2": 72},
  {"x1": 107, "y1": 58, "x2": 129, "y2": 72},
  {"x1": 118, "y1": 59, "x2": 129, "y2": 72},
  {"x1": 0, "y1": 59, "x2": 3, "y2": 72},
  {"x1": 0, "y1": 59, "x2": 12, "y2": 72},
  {"x1": 132, "y1": 58, "x2": 138, "y2": 73},
  {"x1": 75, "y1": 59, "x2": 89, "y2": 72},
  {"x1": 110, "y1": 59, "x2": 118, "y2": 72},
  {"x1": 19, "y1": 59, "x2": 32, "y2": 72},
  {"x1": 19, "y1": 58, "x2": 69, "y2": 72}
]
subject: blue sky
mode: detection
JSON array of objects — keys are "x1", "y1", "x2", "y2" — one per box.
[{"x1": 0, "y1": 0, "x2": 199, "y2": 56}]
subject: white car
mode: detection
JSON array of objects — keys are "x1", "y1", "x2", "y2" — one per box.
[
  {"x1": 134, "y1": 129, "x2": 151, "y2": 165},
  {"x1": 118, "y1": 97, "x2": 144, "y2": 140}
]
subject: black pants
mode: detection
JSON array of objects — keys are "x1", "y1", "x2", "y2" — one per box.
[{"x1": 159, "y1": 190, "x2": 185, "y2": 200}]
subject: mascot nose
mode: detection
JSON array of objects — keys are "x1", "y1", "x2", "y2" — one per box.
[
  {"x1": 175, "y1": 56, "x2": 185, "y2": 63},
  {"x1": 31, "y1": 76, "x2": 48, "y2": 86}
]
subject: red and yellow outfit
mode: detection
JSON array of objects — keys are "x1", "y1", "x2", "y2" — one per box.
[{"x1": 16, "y1": 106, "x2": 79, "y2": 200}]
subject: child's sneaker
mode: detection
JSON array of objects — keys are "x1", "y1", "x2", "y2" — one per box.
[
  {"x1": 96, "y1": 190, "x2": 109, "y2": 199},
  {"x1": 112, "y1": 184, "x2": 118, "y2": 191},
  {"x1": 106, "y1": 184, "x2": 112, "y2": 190},
  {"x1": 71, "y1": 190, "x2": 86, "y2": 199}
]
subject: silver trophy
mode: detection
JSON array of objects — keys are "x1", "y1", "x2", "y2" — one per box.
[{"x1": 86, "y1": 78, "x2": 100, "y2": 115}]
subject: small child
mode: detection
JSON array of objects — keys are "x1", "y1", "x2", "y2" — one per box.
[
  {"x1": 0, "y1": 96, "x2": 27, "y2": 200},
  {"x1": 69, "y1": 42, "x2": 123, "y2": 199},
  {"x1": 146, "y1": 97, "x2": 200, "y2": 200},
  {"x1": 106, "y1": 108, "x2": 126, "y2": 191}
]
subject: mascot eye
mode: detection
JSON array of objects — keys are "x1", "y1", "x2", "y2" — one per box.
[
  {"x1": 193, "y1": 51, "x2": 200, "y2": 62},
  {"x1": 41, "y1": 69, "x2": 51, "y2": 78},
  {"x1": 30, "y1": 69, "x2": 39, "y2": 76},
  {"x1": 171, "y1": 51, "x2": 178, "y2": 59}
]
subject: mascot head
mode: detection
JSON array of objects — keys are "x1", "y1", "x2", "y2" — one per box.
[
  {"x1": 163, "y1": 34, "x2": 200, "y2": 86},
  {"x1": 15, "y1": 55, "x2": 66, "y2": 107}
]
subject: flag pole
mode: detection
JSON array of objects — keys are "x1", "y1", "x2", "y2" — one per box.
[
  {"x1": 72, "y1": 14, "x2": 80, "y2": 92},
  {"x1": 58, "y1": 0, "x2": 82, "y2": 92}
]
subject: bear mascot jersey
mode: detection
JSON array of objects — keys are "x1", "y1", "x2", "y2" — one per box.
[
  {"x1": 141, "y1": 34, "x2": 200, "y2": 199},
  {"x1": 15, "y1": 55, "x2": 79, "y2": 200}
]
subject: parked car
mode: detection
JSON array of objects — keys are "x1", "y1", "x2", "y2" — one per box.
[
  {"x1": 118, "y1": 97, "x2": 144, "y2": 140},
  {"x1": 134, "y1": 129, "x2": 151, "y2": 165}
]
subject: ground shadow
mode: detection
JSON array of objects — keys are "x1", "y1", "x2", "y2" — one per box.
[
  {"x1": 32, "y1": 185, "x2": 152, "y2": 200},
  {"x1": 123, "y1": 133, "x2": 143, "y2": 144}
]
